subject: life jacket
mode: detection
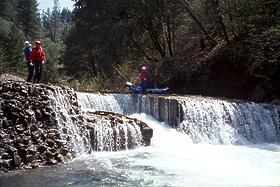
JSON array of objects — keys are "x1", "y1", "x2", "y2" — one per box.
[
  {"x1": 30, "y1": 47, "x2": 46, "y2": 62},
  {"x1": 140, "y1": 69, "x2": 148, "y2": 81}
]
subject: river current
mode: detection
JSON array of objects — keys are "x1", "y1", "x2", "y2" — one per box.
[{"x1": 1, "y1": 93, "x2": 279, "y2": 187}]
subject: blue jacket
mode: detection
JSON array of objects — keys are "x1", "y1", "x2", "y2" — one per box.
[{"x1": 24, "y1": 46, "x2": 32, "y2": 61}]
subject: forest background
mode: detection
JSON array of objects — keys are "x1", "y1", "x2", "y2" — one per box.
[{"x1": 0, "y1": 0, "x2": 279, "y2": 102}]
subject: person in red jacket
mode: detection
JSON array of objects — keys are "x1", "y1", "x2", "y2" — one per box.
[
  {"x1": 139, "y1": 66, "x2": 148, "y2": 92},
  {"x1": 29, "y1": 41, "x2": 46, "y2": 83}
]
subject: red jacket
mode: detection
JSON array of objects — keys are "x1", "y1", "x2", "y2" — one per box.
[
  {"x1": 29, "y1": 47, "x2": 46, "y2": 62},
  {"x1": 140, "y1": 69, "x2": 147, "y2": 81}
]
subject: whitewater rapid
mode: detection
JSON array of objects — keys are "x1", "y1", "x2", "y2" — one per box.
[{"x1": 1, "y1": 92, "x2": 280, "y2": 187}]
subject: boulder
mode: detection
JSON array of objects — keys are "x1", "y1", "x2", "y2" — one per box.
[{"x1": 86, "y1": 111, "x2": 153, "y2": 151}]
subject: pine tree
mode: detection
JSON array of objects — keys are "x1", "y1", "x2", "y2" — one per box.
[
  {"x1": 50, "y1": 0, "x2": 63, "y2": 42},
  {"x1": 42, "y1": 8, "x2": 52, "y2": 38},
  {"x1": 17, "y1": 0, "x2": 41, "y2": 40}
]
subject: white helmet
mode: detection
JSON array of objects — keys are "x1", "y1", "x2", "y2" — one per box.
[
  {"x1": 24, "y1": 41, "x2": 30, "y2": 46},
  {"x1": 142, "y1": 66, "x2": 146, "y2": 70}
]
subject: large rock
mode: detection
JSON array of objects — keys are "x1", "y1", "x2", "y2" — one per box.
[
  {"x1": 0, "y1": 81, "x2": 74, "y2": 171},
  {"x1": 85, "y1": 111, "x2": 153, "y2": 151}
]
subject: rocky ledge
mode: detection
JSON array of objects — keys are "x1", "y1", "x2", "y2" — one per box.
[
  {"x1": 86, "y1": 111, "x2": 153, "y2": 151},
  {"x1": 0, "y1": 81, "x2": 153, "y2": 172}
]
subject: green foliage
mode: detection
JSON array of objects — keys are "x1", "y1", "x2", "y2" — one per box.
[
  {"x1": 0, "y1": 0, "x2": 279, "y2": 99},
  {"x1": 247, "y1": 25, "x2": 280, "y2": 80},
  {"x1": 17, "y1": 0, "x2": 41, "y2": 40},
  {"x1": 0, "y1": 0, "x2": 41, "y2": 78},
  {"x1": 42, "y1": 1, "x2": 72, "y2": 42},
  {"x1": 41, "y1": 38, "x2": 65, "y2": 84}
]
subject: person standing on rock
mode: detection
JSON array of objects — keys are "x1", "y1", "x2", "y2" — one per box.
[
  {"x1": 29, "y1": 41, "x2": 46, "y2": 83},
  {"x1": 23, "y1": 41, "x2": 33, "y2": 82},
  {"x1": 139, "y1": 66, "x2": 148, "y2": 93}
]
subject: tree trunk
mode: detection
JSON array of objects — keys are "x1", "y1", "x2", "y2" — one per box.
[
  {"x1": 180, "y1": 0, "x2": 217, "y2": 47},
  {"x1": 212, "y1": 0, "x2": 230, "y2": 43}
]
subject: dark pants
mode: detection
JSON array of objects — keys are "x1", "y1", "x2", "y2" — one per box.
[
  {"x1": 141, "y1": 80, "x2": 147, "y2": 93},
  {"x1": 27, "y1": 62, "x2": 34, "y2": 82},
  {"x1": 33, "y1": 61, "x2": 43, "y2": 83}
]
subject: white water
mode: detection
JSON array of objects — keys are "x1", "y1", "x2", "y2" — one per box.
[
  {"x1": 47, "y1": 89, "x2": 91, "y2": 154},
  {"x1": 69, "y1": 113, "x2": 280, "y2": 186},
  {"x1": 179, "y1": 98, "x2": 279, "y2": 144},
  {"x1": 1, "y1": 93, "x2": 280, "y2": 187},
  {"x1": 3, "y1": 113, "x2": 277, "y2": 187},
  {"x1": 86, "y1": 118, "x2": 143, "y2": 151}
]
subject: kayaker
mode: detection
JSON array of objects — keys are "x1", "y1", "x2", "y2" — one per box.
[{"x1": 139, "y1": 66, "x2": 148, "y2": 92}]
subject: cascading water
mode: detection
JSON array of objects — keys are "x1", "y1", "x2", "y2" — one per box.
[
  {"x1": 77, "y1": 92, "x2": 135, "y2": 114},
  {"x1": 1, "y1": 93, "x2": 280, "y2": 187},
  {"x1": 77, "y1": 92, "x2": 143, "y2": 151},
  {"x1": 178, "y1": 98, "x2": 280, "y2": 144},
  {"x1": 77, "y1": 93, "x2": 280, "y2": 145},
  {"x1": 47, "y1": 89, "x2": 91, "y2": 155},
  {"x1": 87, "y1": 119, "x2": 143, "y2": 151}
]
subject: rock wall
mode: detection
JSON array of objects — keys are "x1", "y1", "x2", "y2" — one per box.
[
  {"x1": 0, "y1": 81, "x2": 153, "y2": 172},
  {"x1": 0, "y1": 81, "x2": 75, "y2": 171}
]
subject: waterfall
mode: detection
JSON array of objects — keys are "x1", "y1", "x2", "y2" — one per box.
[
  {"x1": 77, "y1": 92, "x2": 135, "y2": 114},
  {"x1": 1, "y1": 91, "x2": 280, "y2": 187},
  {"x1": 47, "y1": 88, "x2": 91, "y2": 155},
  {"x1": 77, "y1": 93, "x2": 280, "y2": 145},
  {"x1": 178, "y1": 98, "x2": 280, "y2": 144},
  {"x1": 87, "y1": 119, "x2": 143, "y2": 151},
  {"x1": 77, "y1": 92, "x2": 143, "y2": 151}
]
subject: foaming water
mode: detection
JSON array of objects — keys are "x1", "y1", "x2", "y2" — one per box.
[
  {"x1": 77, "y1": 93, "x2": 280, "y2": 145},
  {"x1": 1, "y1": 114, "x2": 280, "y2": 187},
  {"x1": 178, "y1": 98, "x2": 279, "y2": 144},
  {"x1": 48, "y1": 89, "x2": 91, "y2": 154},
  {"x1": 87, "y1": 119, "x2": 143, "y2": 151},
  {"x1": 77, "y1": 92, "x2": 135, "y2": 114}
]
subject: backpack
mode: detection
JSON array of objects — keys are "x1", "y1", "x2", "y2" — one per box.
[{"x1": 24, "y1": 46, "x2": 32, "y2": 61}]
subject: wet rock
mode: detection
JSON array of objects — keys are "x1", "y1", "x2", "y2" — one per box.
[
  {"x1": 27, "y1": 147, "x2": 37, "y2": 156},
  {"x1": 15, "y1": 125, "x2": 25, "y2": 134},
  {"x1": 1, "y1": 153, "x2": 11, "y2": 159},
  {"x1": 23, "y1": 165, "x2": 32, "y2": 170},
  {"x1": 252, "y1": 85, "x2": 267, "y2": 102},
  {"x1": 87, "y1": 111, "x2": 153, "y2": 151},
  {"x1": 45, "y1": 151, "x2": 54, "y2": 159},
  {"x1": 5, "y1": 145, "x2": 17, "y2": 154},
  {"x1": 54, "y1": 139, "x2": 67, "y2": 147},
  {"x1": 18, "y1": 148, "x2": 28, "y2": 158},
  {"x1": 37, "y1": 145, "x2": 47, "y2": 154},
  {"x1": 13, "y1": 154, "x2": 22, "y2": 167},
  {"x1": 46, "y1": 139, "x2": 55, "y2": 148},
  {"x1": 31, "y1": 163, "x2": 39, "y2": 169},
  {"x1": 54, "y1": 153, "x2": 64, "y2": 162},
  {"x1": 0, "y1": 159, "x2": 10, "y2": 169},
  {"x1": 47, "y1": 159, "x2": 58, "y2": 165},
  {"x1": 25, "y1": 155, "x2": 35, "y2": 163},
  {"x1": 60, "y1": 148, "x2": 69, "y2": 156},
  {"x1": 140, "y1": 125, "x2": 153, "y2": 146},
  {"x1": 31, "y1": 132, "x2": 39, "y2": 142}
]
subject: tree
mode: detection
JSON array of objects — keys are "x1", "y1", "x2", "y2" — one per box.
[
  {"x1": 50, "y1": 0, "x2": 63, "y2": 42},
  {"x1": 17, "y1": 0, "x2": 41, "y2": 40}
]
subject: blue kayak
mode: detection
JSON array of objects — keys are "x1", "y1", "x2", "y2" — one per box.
[{"x1": 130, "y1": 87, "x2": 170, "y2": 94}]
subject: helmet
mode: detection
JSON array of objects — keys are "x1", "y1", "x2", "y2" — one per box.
[
  {"x1": 24, "y1": 41, "x2": 30, "y2": 45},
  {"x1": 142, "y1": 66, "x2": 146, "y2": 70},
  {"x1": 35, "y1": 41, "x2": 41, "y2": 45}
]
